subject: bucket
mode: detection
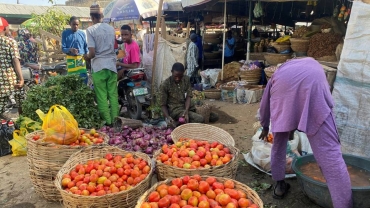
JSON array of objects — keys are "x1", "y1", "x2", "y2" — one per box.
[{"x1": 292, "y1": 154, "x2": 370, "y2": 208}]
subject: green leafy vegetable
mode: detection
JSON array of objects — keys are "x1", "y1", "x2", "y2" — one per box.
[{"x1": 22, "y1": 75, "x2": 104, "y2": 129}]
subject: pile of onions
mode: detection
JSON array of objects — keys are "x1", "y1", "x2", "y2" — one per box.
[{"x1": 99, "y1": 126, "x2": 173, "y2": 157}]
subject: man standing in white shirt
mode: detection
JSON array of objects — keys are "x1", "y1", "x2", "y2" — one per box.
[{"x1": 84, "y1": 4, "x2": 118, "y2": 126}]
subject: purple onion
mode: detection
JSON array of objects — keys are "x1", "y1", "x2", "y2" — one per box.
[
  {"x1": 143, "y1": 134, "x2": 150, "y2": 141},
  {"x1": 133, "y1": 145, "x2": 141, "y2": 151},
  {"x1": 145, "y1": 147, "x2": 154, "y2": 154}
]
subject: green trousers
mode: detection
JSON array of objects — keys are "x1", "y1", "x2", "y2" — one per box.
[{"x1": 92, "y1": 69, "x2": 119, "y2": 125}]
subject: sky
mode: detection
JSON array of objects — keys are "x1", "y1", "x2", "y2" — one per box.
[{"x1": 0, "y1": 0, "x2": 67, "y2": 5}]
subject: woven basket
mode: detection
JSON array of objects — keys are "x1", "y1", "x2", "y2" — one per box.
[
  {"x1": 135, "y1": 176, "x2": 264, "y2": 208},
  {"x1": 239, "y1": 68, "x2": 262, "y2": 84},
  {"x1": 264, "y1": 53, "x2": 292, "y2": 65},
  {"x1": 26, "y1": 128, "x2": 109, "y2": 201},
  {"x1": 271, "y1": 42, "x2": 291, "y2": 53},
  {"x1": 203, "y1": 89, "x2": 221, "y2": 100},
  {"x1": 154, "y1": 142, "x2": 239, "y2": 180},
  {"x1": 55, "y1": 146, "x2": 153, "y2": 208},
  {"x1": 264, "y1": 69, "x2": 275, "y2": 81},
  {"x1": 290, "y1": 38, "x2": 310, "y2": 53},
  {"x1": 195, "y1": 104, "x2": 212, "y2": 124},
  {"x1": 171, "y1": 123, "x2": 235, "y2": 146}
]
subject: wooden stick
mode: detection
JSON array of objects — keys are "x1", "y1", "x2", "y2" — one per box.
[
  {"x1": 151, "y1": 0, "x2": 164, "y2": 98},
  {"x1": 221, "y1": 0, "x2": 227, "y2": 81}
]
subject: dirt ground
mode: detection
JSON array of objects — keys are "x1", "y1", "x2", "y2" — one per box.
[{"x1": 0, "y1": 101, "x2": 322, "y2": 208}]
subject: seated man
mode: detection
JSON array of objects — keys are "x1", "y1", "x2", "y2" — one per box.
[{"x1": 159, "y1": 63, "x2": 218, "y2": 126}]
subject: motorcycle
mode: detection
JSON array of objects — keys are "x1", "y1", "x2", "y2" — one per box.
[{"x1": 118, "y1": 68, "x2": 150, "y2": 120}]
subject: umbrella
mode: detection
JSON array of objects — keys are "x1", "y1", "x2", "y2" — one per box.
[
  {"x1": 103, "y1": 0, "x2": 169, "y2": 22},
  {"x1": 21, "y1": 19, "x2": 37, "y2": 28}
]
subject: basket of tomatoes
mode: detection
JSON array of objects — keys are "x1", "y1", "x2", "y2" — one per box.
[
  {"x1": 26, "y1": 128, "x2": 108, "y2": 201},
  {"x1": 154, "y1": 138, "x2": 240, "y2": 180},
  {"x1": 171, "y1": 123, "x2": 235, "y2": 146},
  {"x1": 135, "y1": 175, "x2": 263, "y2": 208},
  {"x1": 55, "y1": 145, "x2": 153, "y2": 208}
]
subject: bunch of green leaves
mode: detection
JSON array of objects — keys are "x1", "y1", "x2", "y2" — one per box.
[
  {"x1": 22, "y1": 75, "x2": 104, "y2": 129},
  {"x1": 28, "y1": 7, "x2": 70, "y2": 37}
]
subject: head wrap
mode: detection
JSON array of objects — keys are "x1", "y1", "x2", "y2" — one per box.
[
  {"x1": 0, "y1": 17, "x2": 9, "y2": 31},
  {"x1": 18, "y1": 28, "x2": 30, "y2": 41},
  {"x1": 90, "y1": 4, "x2": 103, "y2": 14}
]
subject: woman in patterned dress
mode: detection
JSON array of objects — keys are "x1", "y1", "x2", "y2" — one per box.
[{"x1": 0, "y1": 17, "x2": 25, "y2": 116}]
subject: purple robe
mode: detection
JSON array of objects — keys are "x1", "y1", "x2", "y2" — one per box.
[{"x1": 260, "y1": 57, "x2": 333, "y2": 136}]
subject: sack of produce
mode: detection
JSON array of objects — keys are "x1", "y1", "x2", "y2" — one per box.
[
  {"x1": 36, "y1": 105, "x2": 80, "y2": 145},
  {"x1": 8, "y1": 128, "x2": 28, "y2": 156},
  {"x1": 136, "y1": 175, "x2": 263, "y2": 208}
]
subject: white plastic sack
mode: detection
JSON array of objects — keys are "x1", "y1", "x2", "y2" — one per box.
[
  {"x1": 332, "y1": 1, "x2": 370, "y2": 158},
  {"x1": 297, "y1": 132, "x2": 313, "y2": 155},
  {"x1": 251, "y1": 141, "x2": 272, "y2": 171}
]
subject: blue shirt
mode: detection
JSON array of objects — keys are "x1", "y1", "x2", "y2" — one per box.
[
  {"x1": 196, "y1": 36, "x2": 203, "y2": 60},
  {"x1": 224, "y1": 37, "x2": 235, "y2": 57},
  {"x1": 61, "y1": 29, "x2": 88, "y2": 55}
]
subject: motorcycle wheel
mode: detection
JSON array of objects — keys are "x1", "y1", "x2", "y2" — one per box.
[{"x1": 126, "y1": 88, "x2": 142, "y2": 120}]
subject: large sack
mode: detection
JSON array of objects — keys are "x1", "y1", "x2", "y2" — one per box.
[{"x1": 332, "y1": 1, "x2": 370, "y2": 157}]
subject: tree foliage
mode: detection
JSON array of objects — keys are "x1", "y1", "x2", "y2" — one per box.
[{"x1": 28, "y1": 7, "x2": 70, "y2": 37}]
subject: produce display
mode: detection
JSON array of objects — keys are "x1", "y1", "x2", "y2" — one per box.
[
  {"x1": 156, "y1": 139, "x2": 233, "y2": 169},
  {"x1": 60, "y1": 153, "x2": 151, "y2": 196},
  {"x1": 274, "y1": 36, "x2": 290, "y2": 44},
  {"x1": 100, "y1": 126, "x2": 173, "y2": 156},
  {"x1": 240, "y1": 63, "x2": 260, "y2": 71},
  {"x1": 307, "y1": 33, "x2": 343, "y2": 59},
  {"x1": 31, "y1": 129, "x2": 105, "y2": 146},
  {"x1": 264, "y1": 66, "x2": 278, "y2": 73},
  {"x1": 292, "y1": 26, "x2": 309, "y2": 38},
  {"x1": 218, "y1": 62, "x2": 242, "y2": 83},
  {"x1": 139, "y1": 175, "x2": 260, "y2": 208},
  {"x1": 220, "y1": 81, "x2": 249, "y2": 90}
]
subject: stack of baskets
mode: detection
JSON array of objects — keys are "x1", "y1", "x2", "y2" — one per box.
[
  {"x1": 239, "y1": 68, "x2": 262, "y2": 84},
  {"x1": 271, "y1": 42, "x2": 291, "y2": 53},
  {"x1": 264, "y1": 53, "x2": 292, "y2": 65},
  {"x1": 26, "y1": 128, "x2": 108, "y2": 201},
  {"x1": 290, "y1": 38, "x2": 310, "y2": 56},
  {"x1": 264, "y1": 66, "x2": 279, "y2": 81},
  {"x1": 55, "y1": 146, "x2": 153, "y2": 208},
  {"x1": 154, "y1": 123, "x2": 240, "y2": 180},
  {"x1": 203, "y1": 89, "x2": 221, "y2": 100}
]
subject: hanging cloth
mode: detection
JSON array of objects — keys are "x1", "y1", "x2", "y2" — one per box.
[{"x1": 254, "y1": 1, "x2": 264, "y2": 18}]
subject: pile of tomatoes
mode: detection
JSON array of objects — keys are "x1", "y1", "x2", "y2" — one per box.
[
  {"x1": 61, "y1": 153, "x2": 151, "y2": 196},
  {"x1": 140, "y1": 175, "x2": 259, "y2": 208},
  {"x1": 32, "y1": 129, "x2": 105, "y2": 146},
  {"x1": 157, "y1": 139, "x2": 233, "y2": 169}
]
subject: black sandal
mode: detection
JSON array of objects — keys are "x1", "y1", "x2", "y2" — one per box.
[{"x1": 273, "y1": 182, "x2": 291, "y2": 199}]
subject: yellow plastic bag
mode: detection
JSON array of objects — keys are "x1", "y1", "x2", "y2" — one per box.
[
  {"x1": 36, "y1": 105, "x2": 80, "y2": 145},
  {"x1": 8, "y1": 128, "x2": 28, "y2": 156}
]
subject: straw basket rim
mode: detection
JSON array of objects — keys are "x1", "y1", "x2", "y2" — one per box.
[
  {"x1": 171, "y1": 123, "x2": 235, "y2": 146},
  {"x1": 203, "y1": 89, "x2": 221, "y2": 99},
  {"x1": 26, "y1": 128, "x2": 109, "y2": 148},
  {"x1": 54, "y1": 146, "x2": 153, "y2": 207},
  {"x1": 135, "y1": 176, "x2": 263, "y2": 208}
]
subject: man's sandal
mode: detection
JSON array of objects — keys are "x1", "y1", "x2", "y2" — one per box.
[{"x1": 272, "y1": 182, "x2": 291, "y2": 199}]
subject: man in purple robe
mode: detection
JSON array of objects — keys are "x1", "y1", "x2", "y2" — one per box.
[{"x1": 259, "y1": 57, "x2": 352, "y2": 208}]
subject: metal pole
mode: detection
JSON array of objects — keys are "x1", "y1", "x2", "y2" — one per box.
[
  {"x1": 246, "y1": 0, "x2": 252, "y2": 62},
  {"x1": 221, "y1": 0, "x2": 227, "y2": 81}
]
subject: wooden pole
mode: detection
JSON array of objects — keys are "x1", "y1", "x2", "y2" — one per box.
[
  {"x1": 221, "y1": 0, "x2": 227, "y2": 81},
  {"x1": 151, "y1": 0, "x2": 164, "y2": 97},
  {"x1": 186, "y1": 22, "x2": 190, "y2": 38}
]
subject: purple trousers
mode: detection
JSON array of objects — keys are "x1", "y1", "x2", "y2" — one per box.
[{"x1": 271, "y1": 113, "x2": 353, "y2": 208}]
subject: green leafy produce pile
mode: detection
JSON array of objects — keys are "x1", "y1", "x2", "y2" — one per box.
[{"x1": 22, "y1": 75, "x2": 104, "y2": 129}]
